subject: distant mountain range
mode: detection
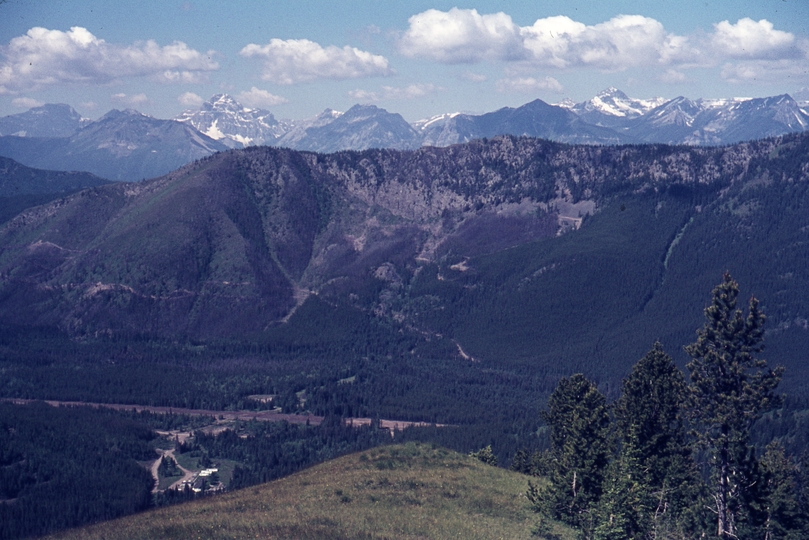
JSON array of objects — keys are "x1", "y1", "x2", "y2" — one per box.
[
  {"x1": 0, "y1": 88, "x2": 807, "y2": 181},
  {"x1": 417, "y1": 96, "x2": 632, "y2": 146},
  {"x1": 172, "y1": 87, "x2": 808, "y2": 151},
  {"x1": 0, "y1": 103, "x2": 90, "y2": 138},
  {"x1": 0, "y1": 108, "x2": 228, "y2": 181}
]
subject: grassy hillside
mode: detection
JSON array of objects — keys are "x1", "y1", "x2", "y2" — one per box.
[{"x1": 47, "y1": 443, "x2": 573, "y2": 540}]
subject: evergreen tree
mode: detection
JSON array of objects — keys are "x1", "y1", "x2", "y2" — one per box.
[
  {"x1": 469, "y1": 445, "x2": 497, "y2": 466},
  {"x1": 685, "y1": 273, "x2": 783, "y2": 538},
  {"x1": 797, "y1": 452, "x2": 809, "y2": 537},
  {"x1": 758, "y1": 442, "x2": 804, "y2": 540},
  {"x1": 511, "y1": 448, "x2": 548, "y2": 477},
  {"x1": 593, "y1": 450, "x2": 646, "y2": 540},
  {"x1": 595, "y1": 342, "x2": 703, "y2": 539},
  {"x1": 536, "y1": 373, "x2": 611, "y2": 529}
]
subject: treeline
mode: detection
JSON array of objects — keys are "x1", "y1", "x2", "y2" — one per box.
[{"x1": 514, "y1": 275, "x2": 809, "y2": 539}]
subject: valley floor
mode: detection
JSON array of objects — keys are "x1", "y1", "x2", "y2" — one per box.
[{"x1": 0, "y1": 398, "x2": 446, "y2": 433}]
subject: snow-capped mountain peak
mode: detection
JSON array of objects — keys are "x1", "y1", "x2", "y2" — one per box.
[
  {"x1": 598, "y1": 87, "x2": 629, "y2": 100},
  {"x1": 585, "y1": 87, "x2": 667, "y2": 118},
  {"x1": 559, "y1": 88, "x2": 667, "y2": 129},
  {"x1": 203, "y1": 94, "x2": 244, "y2": 112},
  {"x1": 101, "y1": 108, "x2": 150, "y2": 120},
  {"x1": 696, "y1": 97, "x2": 752, "y2": 110},
  {"x1": 317, "y1": 109, "x2": 344, "y2": 122},
  {"x1": 174, "y1": 94, "x2": 287, "y2": 148}
]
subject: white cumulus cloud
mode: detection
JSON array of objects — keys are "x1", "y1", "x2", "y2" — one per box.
[
  {"x1": 178, "y1": 92, "x2": 204, "y2": 107},
  {"x1": 709, "y1": 19, "x2": 809, "y2": 83},
  {"x1": 711, "y1": 18, "x2": 796, "y2": 59},
  {"x1": 518, "y1": 16, "x2": 587, "y2": 68},
  {"x1": 0, "y1": 27, "x2": 219, "y2": 94},
  {"x1": 237, "y1": 87, "x2": 288, "y2": 107},
  {"x1": 495, "y1": 76, "x2": 563, "y2": 94},
  {"x1": 349, "y1": 83, "x2": 438, "y2": 102},
  {"x1": 397, "y1": 8, "x2": 808, "y2": 83},
  {"x1": 111, "y1": 92, "x2": 148, "y2": 107},
  {"x1": 11, "y1": 97, "x2": 44, "y2": 109},
  {"x1": 523, "y1": 15, "x2": 698, "y2": 70},
  {"x1": 399, "y1": 8, "x2": 525, "y2": 63},
  {"x1": 240, "y1": 38, "x2": 392, "y2": 84},
  {"x1": 399, "y1": 9, "x2": 694, "y2": 70}
]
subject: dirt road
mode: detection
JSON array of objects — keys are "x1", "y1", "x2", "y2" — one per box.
[
  {"x1": 2, "y1": 398, "x2": 449, "y2": 434},
  {"x1": 2, "y1": 398, "x2": 323, "y2": 425},
  {"x1": 149, "y1": 447, "x2": 196, "y2": 493}
]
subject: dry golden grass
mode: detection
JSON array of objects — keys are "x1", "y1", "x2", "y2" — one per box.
[{"x1": 48, "y1": 443, "x2": 574, "y2": 539}]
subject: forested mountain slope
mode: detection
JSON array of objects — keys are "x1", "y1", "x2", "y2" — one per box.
[
  {"x1": 1, "y1": 134, "x2": 808, "y2": 395},
  {"x1": 0, "y1": 156, "x2": 111, "y2": 225}
]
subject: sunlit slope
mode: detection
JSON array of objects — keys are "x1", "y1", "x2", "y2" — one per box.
[{"x1": 48, "y1": 443, "x2": 573, "y2": 540}]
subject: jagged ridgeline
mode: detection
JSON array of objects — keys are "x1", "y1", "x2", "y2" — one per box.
[{"x1": 1, "y1": 133, "x2": 809, "y2": 398}]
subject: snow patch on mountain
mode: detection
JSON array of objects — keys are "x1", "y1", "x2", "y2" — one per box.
[
  {"x1": 412, "y1": 112, "x2": 463, "y2": 131},
  {"x1": 174, "y1": 94, "x2": 286, "y2": 148},
  {"x1": 567, "y1": 88, "x2": 667, "y2": 119},
  {"x1": 696, "y1": 97, "x2": 752, "y2": 109}
]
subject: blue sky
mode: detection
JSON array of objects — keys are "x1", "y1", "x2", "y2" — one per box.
[{"x1": 1, "y1": 0, "x2": 808, "y2": 122}]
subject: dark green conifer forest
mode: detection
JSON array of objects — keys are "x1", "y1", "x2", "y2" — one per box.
[{"x1": 519, "y1": 275, "x2": 808, "y2": 539}]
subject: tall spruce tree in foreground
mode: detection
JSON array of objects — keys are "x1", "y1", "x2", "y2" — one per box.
[
  {"x1": 595, "y1": 342, "x2": 703, "y2": 540},
  {"x1": 536, "y1": 373, "x2": 611, "y2": 530},
  {"x1": 685, "y1": 273, "x2": 783, "y2": 538}
]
